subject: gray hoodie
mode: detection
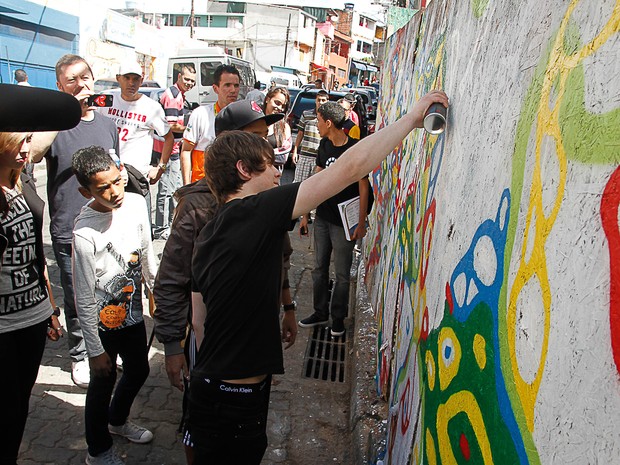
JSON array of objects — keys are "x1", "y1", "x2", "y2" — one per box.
[{"x1": 72, "y1": 193, "x2": 157, "y2": 357}]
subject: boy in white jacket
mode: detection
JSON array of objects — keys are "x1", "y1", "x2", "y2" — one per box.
[{"x1": 71, "y1": 145, "x2": 157, "y2": 465}]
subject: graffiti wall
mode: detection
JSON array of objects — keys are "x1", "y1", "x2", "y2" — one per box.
[{"x1": 365, "y1": 0, "x2": 620, "y2": 463}]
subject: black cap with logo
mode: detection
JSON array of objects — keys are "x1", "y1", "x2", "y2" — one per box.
[{"x1": 215, "y1": 100, "x2": 284, "y2": 135}]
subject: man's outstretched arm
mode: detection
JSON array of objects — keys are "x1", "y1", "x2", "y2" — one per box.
[{"x1": 292, "y1": 90, "x2": 448, "y2": 219}]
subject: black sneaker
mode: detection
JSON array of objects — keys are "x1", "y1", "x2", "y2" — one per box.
[
  {"x1": 331, "y1": 319, "x2": 345, "y2": 337},
  {"x1": 298, "y1": 313, "x2": 329, "y2": 328}
]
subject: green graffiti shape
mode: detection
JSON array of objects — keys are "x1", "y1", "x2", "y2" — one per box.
[
  {"x1": 559, "y1": 21, "x2": 620, "y2": 164},
  {"x1": 420, "y1": 302, "x2": 521, "y2": 465},
  {"x1": 471, "y1": 0, "x2": 490, "y2": 19}
]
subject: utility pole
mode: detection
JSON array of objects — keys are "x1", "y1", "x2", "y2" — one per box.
[
  {"x1": 254, "y1": 24, "x2": 258, "y2": 69},
  {"x1": 283, "y1": 14, "x2": 291, "y2": 67},
  {"x1": 190, "y1": 0, "x2": 195, "y2": 38}
]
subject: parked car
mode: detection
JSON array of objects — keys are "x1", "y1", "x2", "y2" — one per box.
[
  {"x1": 94, "y1": 78, "x2": 162, "y2": 93},
  {"x1": 358, "y1": 86, "x2": 379, "y2": 103},
  {"x1": 287, "y1": 89, "x2": 370, "y2": 140},
  {"x1": 287, "y1": 87, "x2": 301, "y2": 106},
  {"x1": 103, "y1": 86, "x2": 164, "y2": 103}
]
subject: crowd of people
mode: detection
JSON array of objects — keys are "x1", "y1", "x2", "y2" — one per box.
[{"x1": 0, "y1": 55, "x2": 447, "y2": 465}]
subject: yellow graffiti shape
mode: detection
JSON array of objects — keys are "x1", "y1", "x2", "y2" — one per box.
[
  {"x1": 508, "y1": 0, "x2": 620, "y2": 432},
  {"x1": 426, "y1": 428, "x2": 438, "y2": 465},
  {"x1": 426, "y1": 350, "x2": 437, "y2": 392},
  {"x1": 436, "y1": 391, "x2": 494, "y2": 465},
  {"x1": 473, "y1": 334, "x2": 487, "y2": 370},
  {"x1": 438, "y1": 327, "x2": 462, "y2": 391}
]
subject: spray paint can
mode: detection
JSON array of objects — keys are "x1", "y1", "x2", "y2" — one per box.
[{"x1": 423, "y1": 103, "x2": 447, "y2": 135}]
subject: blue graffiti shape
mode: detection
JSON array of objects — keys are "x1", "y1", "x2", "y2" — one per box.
[{"x1": 448, "y1": 189, "x2": 528, "y2": 465}]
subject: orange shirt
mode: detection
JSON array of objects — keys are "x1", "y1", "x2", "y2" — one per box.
[
  {"x1": 188, "y1": 102, "x2": 221, "y2": 183},
  {"x1": 191, "y1": 150, "x2": 205, "y2": 183}
]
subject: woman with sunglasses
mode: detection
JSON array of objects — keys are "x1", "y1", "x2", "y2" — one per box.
[{"x1": 0, "y1": 132, "x2": 62, "y2": 464}]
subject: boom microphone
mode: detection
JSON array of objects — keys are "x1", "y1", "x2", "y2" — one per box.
[{"x1": 0, "y1": 84, "x2": 82, "y2": 132}]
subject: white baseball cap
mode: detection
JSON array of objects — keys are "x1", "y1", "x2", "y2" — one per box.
[{"x1": 117, "y1": 61, "x2": 143, "y2": 76}]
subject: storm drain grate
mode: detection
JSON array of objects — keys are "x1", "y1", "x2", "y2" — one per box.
[{"x1": 302, "y1": 325, "x2": 347, "y2": 383}]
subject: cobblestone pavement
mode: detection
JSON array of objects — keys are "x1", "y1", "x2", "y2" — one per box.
[{"x1": 18, "y1": 164, "x2": 352, "y2": 464}]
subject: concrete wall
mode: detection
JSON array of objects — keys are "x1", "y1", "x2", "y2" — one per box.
[{"x1": 364, "y1": 0, "x2": 620, "y2": 463}]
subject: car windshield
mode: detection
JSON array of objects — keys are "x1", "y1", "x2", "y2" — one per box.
[
  {"x1": 291, "y1": 91, "x2": 347, "y2": 115},
  {"x1": 94, "y1": 80, "x2": 119, "y2": 91},
  {"x1": 142, "y1": 80, "x2": 161, "y2": 88}
]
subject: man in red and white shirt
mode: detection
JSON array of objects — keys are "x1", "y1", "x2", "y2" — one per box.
[{"x1": 153, "y1": 64, "x2": 196, "y2": 239}]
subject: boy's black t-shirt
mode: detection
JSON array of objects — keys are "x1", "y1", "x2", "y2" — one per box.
[
  {"x1": 191, "y1": 182, "x2": 301, "y2": 380},
  {"x1": 316, "y1": 136, "x2": 360, "y2": 225}
]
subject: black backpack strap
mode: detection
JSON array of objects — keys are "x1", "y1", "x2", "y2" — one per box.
[{"x1": 169, "y1": 85, "x2": 180, "y2": 99}]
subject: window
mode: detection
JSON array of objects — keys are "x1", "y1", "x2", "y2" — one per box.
[
  {"x1": 357, "y1": 40, "x2": 362, "y2": 52},
  {"x1": 200, "y1": 61, "x2": 224, "y2": 86},
  {"x1": 227, "y1": 2, "x2": 247, "y2": 14},
  {"x1": 227, "y1": 17, "x2": 243, "y2": 28},
  {"x1": 362, "y1": 41, "x2": 372, "y2": 54},
  {"x1": 235, "y1": 63, "x2": 253, "y2": 86},
  {"x1": 172, "y1": 62, "x2": 196, "y2": 84}
]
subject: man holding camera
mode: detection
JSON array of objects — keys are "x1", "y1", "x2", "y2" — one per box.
[{"x1": 30, "y1": 54, "x2": 120, "y2": 388}]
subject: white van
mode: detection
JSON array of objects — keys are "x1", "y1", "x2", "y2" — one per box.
[
  {"x1": 268, "y1": 71, "x2": 303, "y2": 89},
  {"x1": 168, "y1": 48, "x2": 255, "y2": 106}
]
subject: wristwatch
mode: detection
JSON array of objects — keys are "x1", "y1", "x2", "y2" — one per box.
[
  {"x1": 283, "y1": 301, "x2": 297, "y2": 312},
  {"x1": 157, "y1": 162, "x2": 167, "y2": 171}
]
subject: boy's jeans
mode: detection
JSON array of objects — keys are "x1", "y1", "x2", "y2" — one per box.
[
  {"x1": 188, "y1": 375, "x2": 272, "y2": 464},
  {"x1": 311, "y1": 216, "x2": 356, "y2": 320},
  {"x1": 154, "y1": 157, "x2": 181, "y2": 238},
  {"x1": 85, "y1": 322, "x2": 150, "y2": 456}
]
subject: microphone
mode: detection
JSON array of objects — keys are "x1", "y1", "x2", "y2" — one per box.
[{"x1": 0, "y1": 84, "x2": 82, "y2": 132}]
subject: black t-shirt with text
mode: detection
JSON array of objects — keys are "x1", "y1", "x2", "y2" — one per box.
[
  {"x1": 316, "y1": 136, "x2": 360, "y2": 225},
  {"x1": 191, "y1": 182, "x2": 300, "y2": 380}
]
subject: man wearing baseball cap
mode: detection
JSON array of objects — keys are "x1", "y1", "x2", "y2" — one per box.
[{"x1": 97, "y1": 61, "x2": 174, "y2": 220}]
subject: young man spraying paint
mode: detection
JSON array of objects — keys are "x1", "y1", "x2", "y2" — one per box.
[{"x1": 188, "y1": 90, "x2": 449, "y2": 464}]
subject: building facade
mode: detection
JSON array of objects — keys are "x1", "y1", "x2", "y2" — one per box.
[{"x1": 0, "y1": 0, "x2": 78, "y2": 88}]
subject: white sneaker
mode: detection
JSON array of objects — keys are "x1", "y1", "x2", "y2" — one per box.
[
  {"x1": 85, "y1": 447, "x2": 125, "y2": 464},
  {"x1": 109, "y1": 420, "x2": 153, "y2": 444},
  {"x1": 72, "y1": 359, "x2": 90, "y2": 388}
]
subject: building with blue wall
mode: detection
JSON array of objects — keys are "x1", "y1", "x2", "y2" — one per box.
[{"x1": 0, "y1": 0, "x2": 78, "y2": 88}]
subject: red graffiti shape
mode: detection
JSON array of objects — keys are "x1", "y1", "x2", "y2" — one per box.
[
  {"x1": 459, "y1": 433, "x2": 471, "y2": 461},
  {"x1": 601, "y1": 167, "x2": 620, "y2": 376}
]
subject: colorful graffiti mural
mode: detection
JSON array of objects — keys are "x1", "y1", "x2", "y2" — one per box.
[{"x1": 365, "y1": 0, "x2": 620, "y2": 463}]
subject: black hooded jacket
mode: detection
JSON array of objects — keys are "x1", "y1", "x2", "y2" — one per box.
[{"x1": 153, "y1": 179, "x2": 217, "y2": 355}]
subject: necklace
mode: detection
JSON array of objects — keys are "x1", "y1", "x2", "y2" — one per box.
[{"x1": 333, "y1": 134, "x2": 349, "y2": 147}]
